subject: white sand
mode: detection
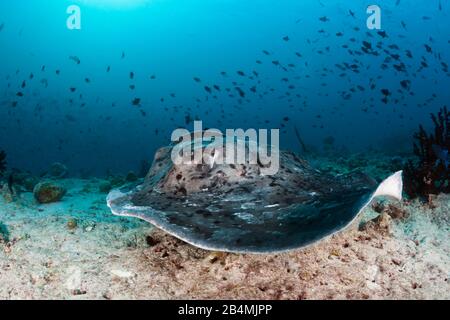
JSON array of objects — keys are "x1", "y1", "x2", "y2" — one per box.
[{"x1": 0, "y1": 179, "x2": 448, "y2": 299}]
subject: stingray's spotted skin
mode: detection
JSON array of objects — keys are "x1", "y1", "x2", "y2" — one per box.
[{"x1": 107, "y1": 142, "x2": 381, "y2": 253}]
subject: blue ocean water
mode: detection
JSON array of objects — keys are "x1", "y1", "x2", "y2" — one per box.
[{"x1": 0, "y1": 0, "x2": 448, "y2": 175}]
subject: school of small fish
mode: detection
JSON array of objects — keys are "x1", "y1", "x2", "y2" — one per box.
[{"x1": 0, "y1": 1, "x2": 448, "y2": 156}]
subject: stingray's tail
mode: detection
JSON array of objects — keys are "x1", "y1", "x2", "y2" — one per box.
[{"x1": 372, "y1": 171, "x2": 403, "y2": 201}]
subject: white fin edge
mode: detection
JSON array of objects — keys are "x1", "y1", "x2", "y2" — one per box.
[
  {"x1": 372, "y1": 170, "x2": 403, "y2": 201},
  {"x1": 348, "y1": 171, "x2": 403, "y2": 234},
  {"x1": 106, "y1": 189, "x2": 127, "y2": 209}
]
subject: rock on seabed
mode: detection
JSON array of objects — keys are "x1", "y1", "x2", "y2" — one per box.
[{"x1": 33, "y1": 181, "x2": 66, "y2": 204}]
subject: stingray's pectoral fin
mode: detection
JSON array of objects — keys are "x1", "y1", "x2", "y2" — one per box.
[
  {"x1": 351, "y1": 171, "x2": 403, "y2": 235},
  {"x1": 372, "y1": 170, "x2": 403, "y2": 201},
  {"x1": 356, "y1": 171, "x2": 403, "y2": 220}
]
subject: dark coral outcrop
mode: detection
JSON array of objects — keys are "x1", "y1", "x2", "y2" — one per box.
[
  {"x1": 404, "y1": 106, "x2": 449, "y2": 198},
  {"x1": 0, "y1": 150, "x2": 6, "y2": 176}
]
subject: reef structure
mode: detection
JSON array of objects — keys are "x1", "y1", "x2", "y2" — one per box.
[
  {"x1": 404, "y1": 106, "x2": 449, "y2": 198},
  {"x1": 0, "y1": 150, "x2": 6, "y2": 176}
]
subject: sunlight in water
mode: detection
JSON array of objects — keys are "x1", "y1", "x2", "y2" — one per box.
[{"x1": 77, "y1": 0, "x2": 152, "y2": 9}]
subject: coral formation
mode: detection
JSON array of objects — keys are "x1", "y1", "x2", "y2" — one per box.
[
  {"x1": 33, "y1": 181, "x2": 67, "y2": 203},
  {"x1": 0, "y1": 150, "x2": 6, "y2": 176},
  {"x1": 46, "y1": 162, "x2": 68, "y2": 179},
  {"x1": 404, "y1": 106, "x2": 450, "y2": 198},
  {"x1": 10, "y1": 171, "x2": 39, "y2": 192}
]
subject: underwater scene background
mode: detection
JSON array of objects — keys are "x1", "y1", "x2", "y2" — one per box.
[
  {"x1": 0, "y1": 0, "x2": 448, "y2": 175},
  {"x1": 0, "y1": 0, "x2": 449, "y2": 300}
]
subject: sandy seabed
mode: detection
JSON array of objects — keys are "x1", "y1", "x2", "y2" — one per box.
[{"x1": 0, "y1": 178, "x2": 448, "y2": 300}]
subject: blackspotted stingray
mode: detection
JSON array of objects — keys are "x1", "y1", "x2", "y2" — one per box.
[{"x1": 107, "y1": 138, "x2": 402, "y2": 253}]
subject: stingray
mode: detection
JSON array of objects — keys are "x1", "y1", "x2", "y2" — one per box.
[{"x1": 107, "y1": 138, "x2": 402, "y2": 254}]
